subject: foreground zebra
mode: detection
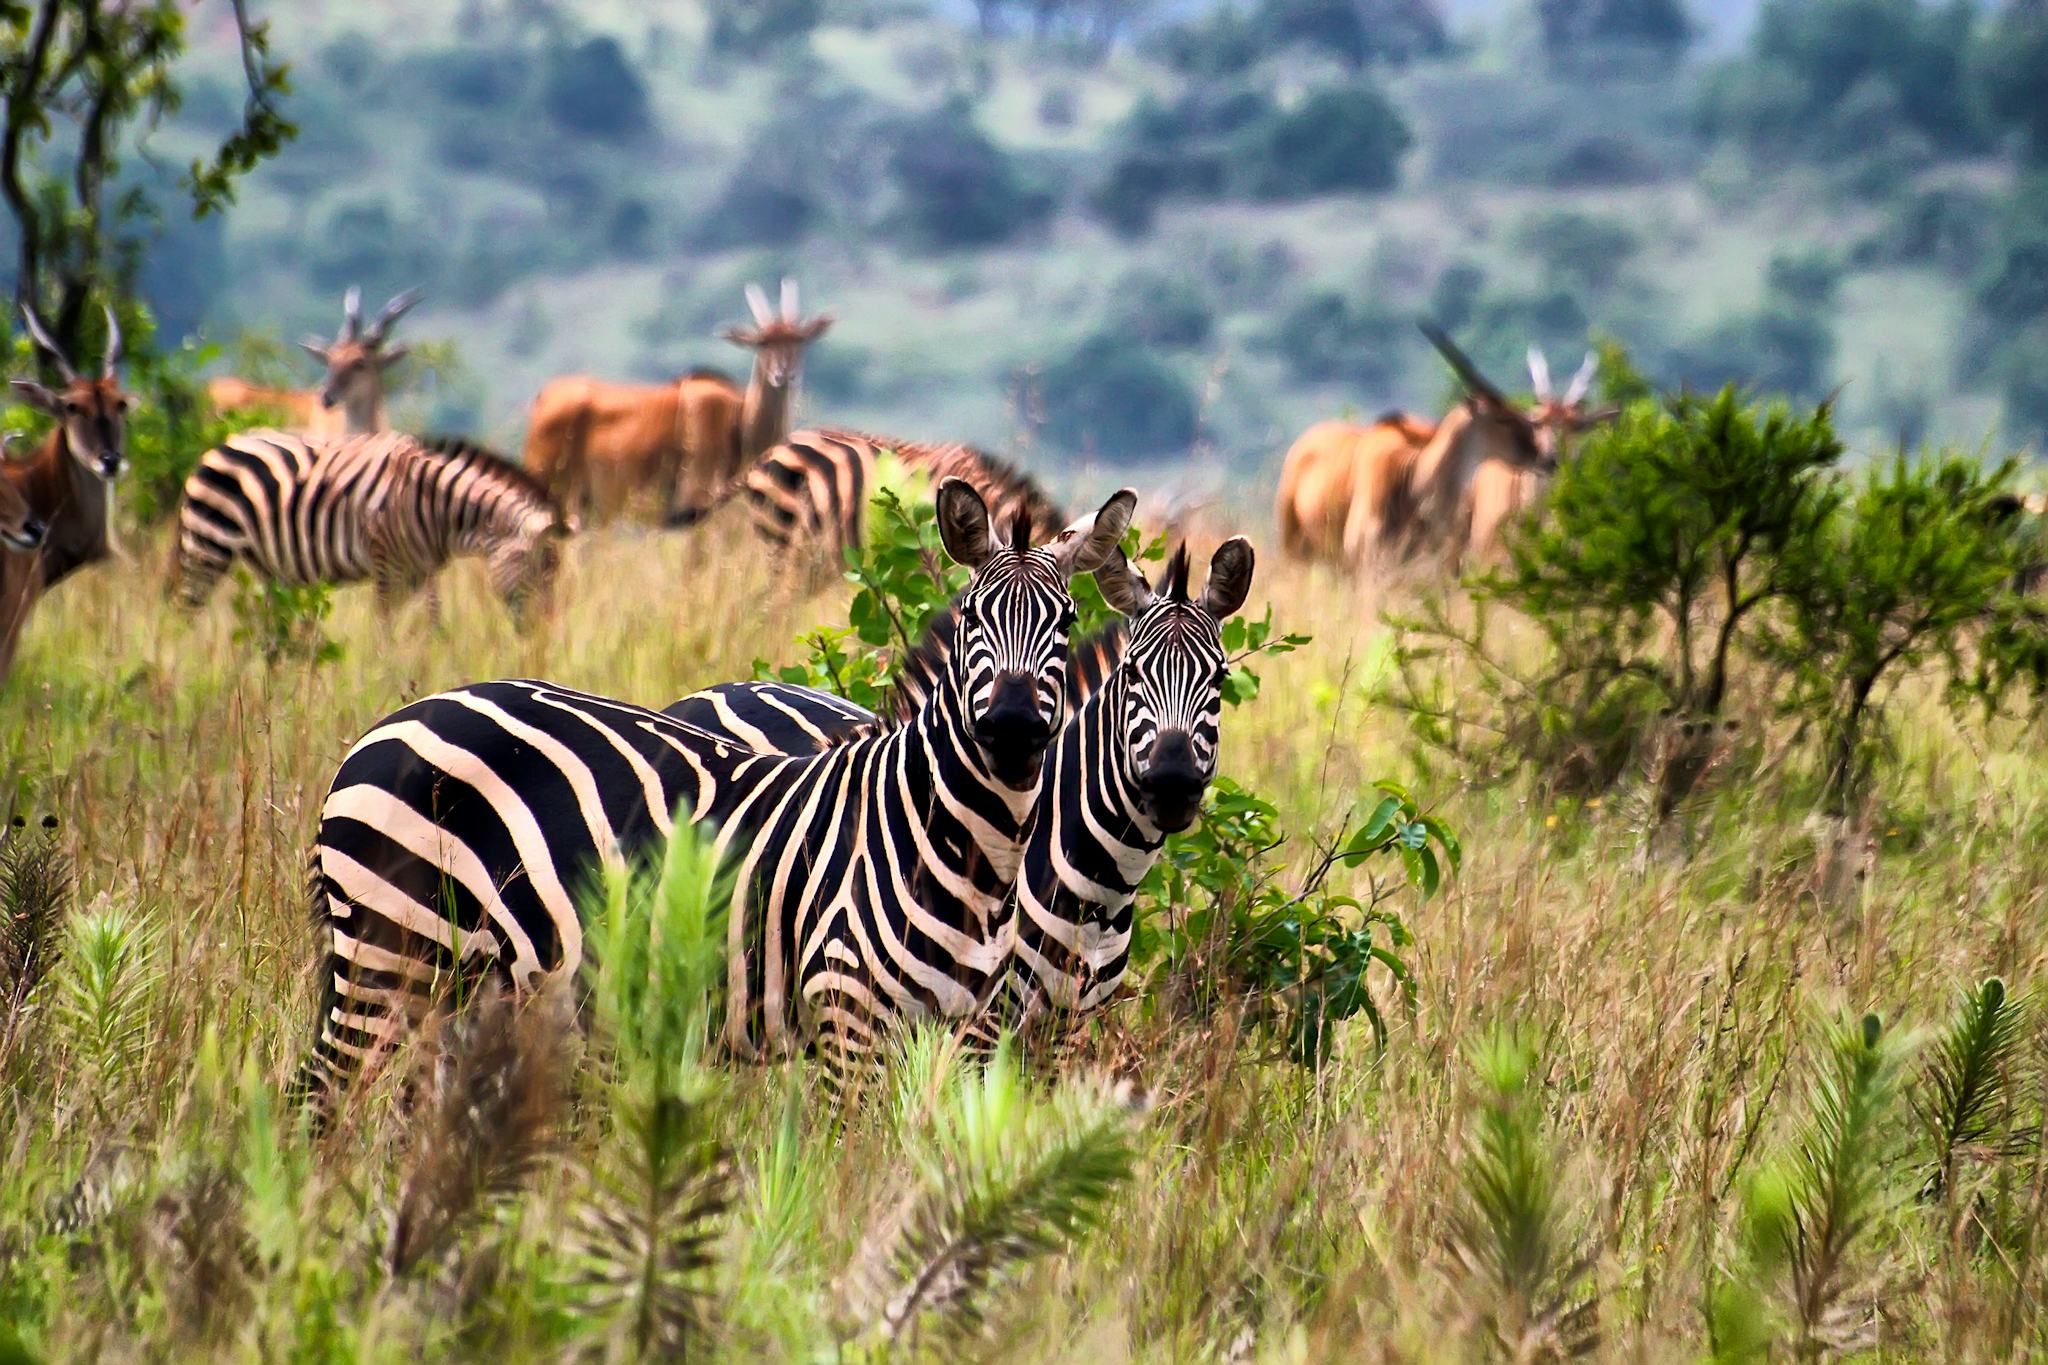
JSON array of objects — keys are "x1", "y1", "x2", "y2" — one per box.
[
  {"x1": 172, "y1": 430, "x2": 572, "y2": 618},
  {"x1": 297, "y1": 480, "x2": 1135, "y2": 1108},
  {"x1": 716, "y1": 428, "x2": 1066, "y2": 562},
  {"x1": 668, "y1": 536, "x2": 1256, "y2": 1031}
]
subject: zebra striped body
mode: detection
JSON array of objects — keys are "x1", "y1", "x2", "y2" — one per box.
[
  {"x1": 741, "y1": 428, "x2": 1065, "y2": 560},
  {"x1": 668, "y1": 539, "x2": 1256, "y2": 1037},
  {"x1": 173, "y1": 430, "x2": 571, "y2": 615},
  {"x1": 298, "y1": 482, "x2": 1134, "y2": 1105}
]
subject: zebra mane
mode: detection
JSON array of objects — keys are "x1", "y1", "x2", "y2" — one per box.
[{"x1": 415, "y1": 434, "x2": 563, "y2": 510}]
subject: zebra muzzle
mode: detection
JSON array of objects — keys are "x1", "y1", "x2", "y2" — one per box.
[{"x1": 974, "y1": 676, "x2": 1053, "y2": 788}]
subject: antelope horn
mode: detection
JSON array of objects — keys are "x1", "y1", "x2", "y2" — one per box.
[
  {"x1": 1418, "y1": 320, "x2": 1509, "y2": 409},
  {"x1": 744, "y1": 282, "x2": 773, "y2": 328},
  {"x1": 340, "y1": 286, "x2": 363, "y2": 342},
  {"x1": 1527, "y1": 345, "x2": 1552, "y2": 400},
  {"x1": 101, "y1": 303, "x2": 121, "y2": 377},
  {"x1": 781, "y1": 276, "x2": 798, "y2": 321},
  {"x1": 1563, "y1": 350, "x2": 1599, "y2": 405},
  {"x1": 20, "y1": 307, "x2": 76, "y2": 381},
  {"x1": 366, "y1": 287, "x2": 423, "y2": 345}
]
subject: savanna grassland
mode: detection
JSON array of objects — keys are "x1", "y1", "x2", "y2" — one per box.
[{"x1": 4, "y1": 504, "x2": 2048, "y2": 1362}]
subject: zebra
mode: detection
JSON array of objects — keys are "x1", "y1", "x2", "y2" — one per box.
[
  {"x1": 717, "y1": 428, "x2": 1067, "y2": 563},
  {"x1": 171, "y1": 430, "x2": 573, "y2": 619},
  {"x1": 667, "y1": 536, "x2": 1257, "y2": 1039},
  {"x1": 295, "y1": 479, "x2": 1136, "y2": 1108}
]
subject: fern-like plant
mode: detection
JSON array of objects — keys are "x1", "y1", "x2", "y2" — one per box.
[
  {"x1": 1723, "y1": 1012, "x2": 1914, "y2": 1360},
  {"x1": 1446, "y1": 1027, "x2": 1600, "y2": 1360},
  {"x1": 0, "y1": 815, "x2": 69, "y2": 1064},
  {"x1": 386, "y1": 987, "x2": 569, "y2": 1275},
  {"x1": 54, "y1": 899, "x2": 157, "y2": 1092},
  {"x1": 851, "y1": 1038, "x2": 1139, "y2": 1353},
  {"x1": 1916, "y1": 977, "x2": 2032, "y2": 1203}
]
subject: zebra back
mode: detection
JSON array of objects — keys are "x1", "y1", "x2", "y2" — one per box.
[{"x1": 741, "y1": 428, "x2": 1065, "y2": 559}]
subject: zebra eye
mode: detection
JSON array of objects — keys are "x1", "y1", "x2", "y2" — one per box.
[
  {"x1": 1121, "y1": 661, "x2": 1140, "y2": 684},
  {"x1": 1059, "y1": 605, "x2": 1077, "y2": 630},
  {"x1": 1212, "y1": 665, "x2": 1230, "y2": 688}
]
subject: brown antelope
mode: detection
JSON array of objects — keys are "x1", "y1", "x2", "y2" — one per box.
[
  {"x1": 205, "y1": 286, "x2": 422, "y2": 435},
  {"x1": 2, "y1": 307, "x2": 131, "y2": 680},
  {"x1": 1355, "y1": 324, "x2": 1614, "y2": 572},
  {"x1": 1274, "y1": 411, "x2": 1436, "y2": 563},
  {"x1": 522, "y1": 279, "x2": 832, "y2": 525}
]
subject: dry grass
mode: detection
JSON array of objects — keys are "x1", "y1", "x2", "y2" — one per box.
[{"x1": 3, "y1": 510, "x2": 2047, "y2": 1361}]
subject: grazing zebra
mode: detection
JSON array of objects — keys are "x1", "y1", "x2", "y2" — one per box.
[
  {"x1": 725, "y1": 428, "x2": 1066, "y2": 562},
  {"x1": 171, "y1": 430, "x2": 573, "y2": 618},
  {"x1": 668, "y1": 537, "x2": 1256, "y2": 1036},
  {"x1": 296, "y1": 480, "x2": 1136, "y2": 1108}
]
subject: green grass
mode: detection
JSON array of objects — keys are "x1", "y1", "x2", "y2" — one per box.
[{"x1": 5, "y1": 510, "x2": 2048, "y2": 1359}]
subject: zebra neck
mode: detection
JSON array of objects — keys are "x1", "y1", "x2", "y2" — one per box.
[
  {"x1": 1006, "y1": 682, "x2": 1161, "y2": 1017},
  {"x1": 906, "y1": 669, "x2": 1041, "y2": 885}
]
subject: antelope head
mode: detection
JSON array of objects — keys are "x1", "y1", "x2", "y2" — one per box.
[
  {"x1": 11, "y1": 306, "x2": 133, "y2": 480},
  {"x1": 301, "y1": 286, "x2": 422, "y2": 411},
  {"x1": 720, "y1": 277, "x2": 833, "y2": 389},
  {"x1": 1420, "y1": 322, "x2": 1618, "y2": 471}
]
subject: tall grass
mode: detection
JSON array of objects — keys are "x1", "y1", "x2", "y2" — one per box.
[{"x1": 3, "y1": 516, "x2": 2048, "y2": 1358}]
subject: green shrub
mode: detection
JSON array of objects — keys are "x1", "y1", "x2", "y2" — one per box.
[
  {"x1": 1036, "y1": 333, "x2": 1198, "y2": 461},
  {"x1": 706, "y1": 0, "x2": 821, "y2": 57},
  {"x1": 1386, "y1": 387, "x2": 1845, "y2": 803},
  {"x1": 1976, "y1": 0, "x2": 2048, "y2": 165},
  {"x1": 1514, "y1": 210, "x2": 1642, "y2": 296}
]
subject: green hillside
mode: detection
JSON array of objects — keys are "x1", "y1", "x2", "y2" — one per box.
[{"x1": 137, "y1": 0, "x2": 2046, "y2": 493}]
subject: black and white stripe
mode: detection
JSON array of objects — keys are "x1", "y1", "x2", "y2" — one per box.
[
  {"x1": 296, "y1": 481, "x2": 1135, "y2": 1107},
  {"x1": 172, "y1": 430, "x2": 572, "y2": 615},
  {"x1": 669, "y1": 538, "x2": 1257, "y2": 1037},
  {"x1": 739, "y1": 428, "x2": 1066, "y2": 561}
]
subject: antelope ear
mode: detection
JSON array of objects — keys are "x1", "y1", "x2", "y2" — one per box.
[
  {"x1": 1053, "y1": 487, "x2": 1137, "y2": 578},
  {"x1": 1093, "y1": 545, "x2": 1156, "y2": 615},
  {"x1": 8, "y1": 379, "x2": 60, "y2": 414},
  {"x1": 1199, "y1": 537, "x2": 1256, "y2": 621},
  {"x1": 802, "y1": 314, "x2": 835, "y2": 341},
  {"x1": 935, "y1": 477, "x2": 995, "y2": 568},
  {"x1": 377, "y1": 343, "x2": 411, "y2": 368},
  {"x1": 298, "y1": 340, "x2": 330, "y2": 364}
]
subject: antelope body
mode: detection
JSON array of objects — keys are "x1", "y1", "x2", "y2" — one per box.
[
  {"x1": 2, "y1": 307, "x2": 131, "y2": 680},
  {"x1": 523, "y1": 279, "x2": 830, "y2": 525},
  {"x1": 1275, "y1": 412, "x2": 1435, "y2": 562}
]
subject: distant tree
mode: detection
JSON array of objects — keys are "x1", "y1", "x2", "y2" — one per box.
[
  {"x1": 1534, "y1": 0, "x2": 1694, "y2": 62},
  {"x1": 1036, "y1": 333, "x2": 1198, "y2": 460},
  {"x1": 706, "y1": 0, "x2": 821, "y2": 56},
  {"x1": 1104, "y1": 270, "x2": 1214, "y2": 350},
  {"x1": 1255, "y1": 0, "x2": 1449, "y2": 69},
  {"x1": 1975, "y1": 0, "x2": 2048, "y2": 164},
  {"x1": 542, "y1": 37, "x2": 651, "y2": 142},
  {"x1": 1698, "y1": 0, "x2": 1984, "y2": 160},
  {"x1": 1268, "y1": 290, "x2": 1403, "y2": 388},
  {"x1": 1235, "y1": 82, "x2": 1412, "y2": 199},
  {"x1": 0, "y1": 0, "x2": 295, "y2": 364},
  {"x1": 885, "y1": 101, "x2": 1053, "y2": 250}
]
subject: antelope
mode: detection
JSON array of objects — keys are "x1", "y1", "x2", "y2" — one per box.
[
  {"x1": 521, "y1": 279, "x2": 832, "y2": 525},
  {"x1": 2, "y1": 306, "x2": 131, "y2": 680},
  {"x1": 205, "y1": 286, "x2": 422, "y2": 436},
  {"x1": 1274, "y1": 411, "x2": 1436, "y2": 563},
  {"x1": 1352, "y1": 324, "x2": 1615, "y2": 572}
]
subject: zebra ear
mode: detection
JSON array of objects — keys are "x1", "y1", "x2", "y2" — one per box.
[
  {"x1": 1198, "y1": 537, "x2": 1256, "y2": 621},
  {"x1": 1093, "y1": 545, "x2": 1156, "y2": 615},
  {"x1": 935, "y1": 477, "x2": 995, "y2": 568},
  {"x1": 1053, "y1": 487, "x2": 1137, "y2": 579}
]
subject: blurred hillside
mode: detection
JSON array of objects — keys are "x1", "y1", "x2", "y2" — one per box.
[{"x1": 121, "y1": 0, "x2": 2048, "y2": 494}]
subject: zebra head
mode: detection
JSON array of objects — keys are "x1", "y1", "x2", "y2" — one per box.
[
  {"x1": 935, "y1": 477, "x2": 1135, "y2": 791},
  {"x1": 1093, "y1": 537, "x2": 1257, "y2": 833}
]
